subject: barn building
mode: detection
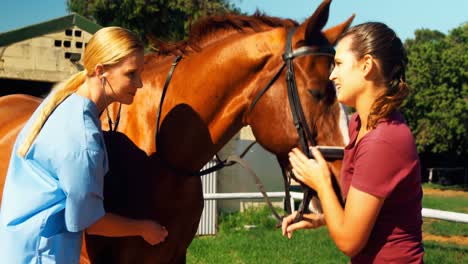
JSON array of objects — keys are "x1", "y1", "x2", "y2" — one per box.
[{"x1": 0, "y1": 13, "x2": 102, "y2": 96}]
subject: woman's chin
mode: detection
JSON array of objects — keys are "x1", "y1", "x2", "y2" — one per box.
[
  {"x1": 337, "y1": 95, "x2": 351, "y2": 106},
  {"x1": 337, "y1": 94, "x2": 344, "y2": 103}
]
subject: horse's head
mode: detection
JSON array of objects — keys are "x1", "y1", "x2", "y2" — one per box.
[
  {"x1": 244, "y1": 0, "x2": 354, "y2": 161},
  {"x1": 122, "y1": 0, "x2": 353, "y2": 174}
]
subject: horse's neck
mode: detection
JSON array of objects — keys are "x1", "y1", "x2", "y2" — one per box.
[{"x1": 120, "y1": 31, "x2": 279, "y2": 171}]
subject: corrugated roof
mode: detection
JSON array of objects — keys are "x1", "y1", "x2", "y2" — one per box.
[{"x1": 0, "y1": 13, "x2": 102, "y2": 47}]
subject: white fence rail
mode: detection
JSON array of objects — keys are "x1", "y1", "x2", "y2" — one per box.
[
  {"x1": 203, "y1": 191, "x2": 301, "y2": 200},
  {"x1": 197, "y1": 159, "x2": 467, "y2": 236},
  {"x1": 421, "y1": 208, "x2": 468, "y2": 223},
  {"x1": 199, "y1": 191, "x2": 468, "y2": 231}
]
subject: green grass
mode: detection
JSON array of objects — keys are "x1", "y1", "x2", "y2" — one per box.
[
  {"x1": 422, "y1": 195, "x2": 468, "y2": 213},
  {"x1": 188, "y1": 227, "x2": 348, "y2": 263},
  {"x1": 423, "y1": 219, "x2": 468, "y2": 237},
  {"x1": 423, "y1": 241, "x2": 468, "y2": 263},
  {"x1": 422, "y1": 183, "x2": 468, "y2": 237},
  {"x1": 188, "y1": 206, "x2": 348, "y2": 264},
  {"x1": 187, "y1": 186, "x2": 468, "y2": 263}
]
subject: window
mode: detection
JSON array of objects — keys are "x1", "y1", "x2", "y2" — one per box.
[
  {"x1": 65, "y1": 52, "x2": 81, "y2": 62},
  {"x1": 54, "y1": 40, "x2": 62, "y2": 47},
  {"x1": 74, "y1": 30, "x2": 82, "y2": 37},
  {"x1": 76, "y1": 42, "x2": 83, "y2": 48},
  {"x1": 65, "y1": 29, "x2": 73, "y2": 36},
  {"x1": 63, "y1": 41, "x2": 71, "y2": 48}
]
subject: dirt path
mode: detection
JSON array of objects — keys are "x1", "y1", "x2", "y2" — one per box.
[
  {"x1": 423, "y1": 187, "x2": 468, "y2": 198},
  {"x1": 423, "y1": 233, "x2": 468, "y2": 246}
]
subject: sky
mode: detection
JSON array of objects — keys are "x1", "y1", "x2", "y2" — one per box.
[{"x1": 0, "y1": 0, "x2": 467, "y2": 41}]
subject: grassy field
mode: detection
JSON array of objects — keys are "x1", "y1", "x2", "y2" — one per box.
[{"x1": 186, "y1": 184, "x2": 468, "y2": 263}]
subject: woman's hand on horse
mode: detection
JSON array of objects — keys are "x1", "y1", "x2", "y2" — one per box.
[
  {"x1": 139, "y1": 220, "x2": 168, "y2": 246},
  {"x1": 288, "y1": 147, "x2": 332, "y2": 195},
  {"x1": 281, "y1": 212, "x2": 325, "y2": 239}
]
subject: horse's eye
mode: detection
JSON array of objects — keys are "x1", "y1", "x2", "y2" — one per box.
[
  {"x1": 329, "y1": 62, "x2": 335, "y2": 73},
  {"x1": 308, "y1": 89, "x2": 323, "y2": 101}
]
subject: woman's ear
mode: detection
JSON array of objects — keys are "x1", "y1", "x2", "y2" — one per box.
[
  {"x1": 361, "y1": 54, "x2": 375, "y2": 77},
  {"x1": 95, "y1": 64, "x2": 105, "y2": 78}
]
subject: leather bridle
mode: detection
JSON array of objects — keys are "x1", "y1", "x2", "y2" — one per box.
[
  {"x1": 247, "y1": 27, "x2": 336, "y2": 222},
  {"x1": 154, "y1": 27, "x2": 336, "y2": 223},
  {"x1": 248, "y1": 27, "x2": 335, "y2": 157}
]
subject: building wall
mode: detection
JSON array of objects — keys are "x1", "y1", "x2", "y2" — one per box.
[
  {"x1": 217, "y1": 126, "x2": 285, "y2": 213},
  {"x1": 0, "y1": 26, "x2": 92, "y2": 82}
]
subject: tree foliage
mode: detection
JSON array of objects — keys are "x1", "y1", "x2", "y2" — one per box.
[
  {"x1": 67, "y1": 0, "x2": 241, "y2": 43},
  {"x1": 403, "y1": 23, "x2": 468, "y2": 160}
]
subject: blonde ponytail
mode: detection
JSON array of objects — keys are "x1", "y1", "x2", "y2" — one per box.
[{"x1": 17, "y1": 71, "x2": 87, "y2": 157}]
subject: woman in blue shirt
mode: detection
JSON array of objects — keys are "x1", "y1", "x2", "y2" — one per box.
[{"x1": 0, "y1": 26, "x2": 168, "y2": 263}]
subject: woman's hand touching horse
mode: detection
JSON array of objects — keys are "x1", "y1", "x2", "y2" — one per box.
[
  {"x1": 139, "y1": 220, "x2": 169, "y2": 246},
  {"x1": 86, "y1": 213, "x2": 168, "y2": 246},
  {"x1": 288, "y1": 147, "x2": 332, "y2": 195}
]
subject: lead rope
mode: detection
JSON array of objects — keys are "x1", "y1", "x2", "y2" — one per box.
[
  {"x1": 226, "y1": 155, "x2": 284, "y2": 224},
  {"x1": 204, "y1": 141, "x2": 284, "y2": 224}
]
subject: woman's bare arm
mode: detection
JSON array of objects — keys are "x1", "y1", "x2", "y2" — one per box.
[{"x1": 86, "y1": 213, "x2": 168, "y2": 246}]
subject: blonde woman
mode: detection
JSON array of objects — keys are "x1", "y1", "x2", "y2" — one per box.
[
  {"x1": 282, "y1": 22, "x2": 424, "y2": 263},
  {"x1": 0, "y1": 27, "x2": 167, "y2": 263}
]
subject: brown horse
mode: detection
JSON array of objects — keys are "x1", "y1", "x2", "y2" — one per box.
[{"x1": 0, "y1": 0, "x2": 353, "y2": 263}]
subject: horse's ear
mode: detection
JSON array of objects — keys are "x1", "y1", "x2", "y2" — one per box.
[
  {"x1": 323, "y1": 14, "x2": 355, "y2": 45},
  {"x1": 296, "y1": 0, "x2": 332, "y2": 46}
]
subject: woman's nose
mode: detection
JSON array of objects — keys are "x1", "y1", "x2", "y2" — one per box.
[{"x1": 329, "y1": 68, "x2": 337, "y2": 81}]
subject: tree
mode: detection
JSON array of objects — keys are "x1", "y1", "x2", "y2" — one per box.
[
  {"x1": 67, "y1": 0, "x2": 241, "y2": 43},
  {"x1": 403, "y1": 23, "x2": 468, "y2": 165}
]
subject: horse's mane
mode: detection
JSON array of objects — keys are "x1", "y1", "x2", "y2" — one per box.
[{"x1": 148, "y1": 12, "x2": 298, "y2": 56}]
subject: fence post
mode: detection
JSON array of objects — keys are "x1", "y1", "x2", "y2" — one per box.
[{"x1": 428, "y1": 168, "x2": 434, "y2": 183}]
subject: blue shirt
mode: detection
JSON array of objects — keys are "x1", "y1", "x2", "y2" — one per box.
[{"x1": 0, "y1": 93, "x2": 108, "y2": 264}]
